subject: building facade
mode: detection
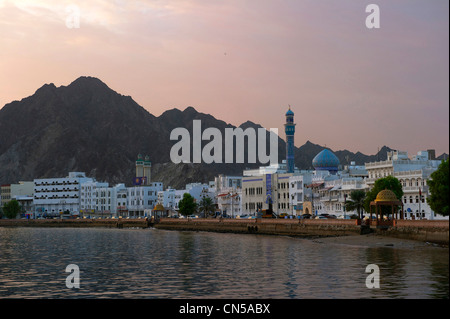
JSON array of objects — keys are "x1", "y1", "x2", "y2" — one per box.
[
  {"x1": 215, "y1": 175, "x2": 242, "y2": 217},
  {"x1": 33, "y1": 172, "x2": 94, "y2": 217},
  {"x1": 242, "y1": 173, "x2": 293, "y2": 216},
  {"x1": 127, "y1": 183, "x2": 163, "y2": 217},
  {"x1": 365, "y1": 150, "x2": 446, "y2": 220}
]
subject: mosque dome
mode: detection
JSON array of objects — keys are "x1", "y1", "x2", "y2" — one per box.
[
  {"x1": 286, "y1": 108, "x2": 294, "y2": 116},
  {"x1": 312, "y1": 149, "x2": 340, "y2": 172},
  {"x1": 375, "y1": 189, "x2": 398, "y2": 203}
]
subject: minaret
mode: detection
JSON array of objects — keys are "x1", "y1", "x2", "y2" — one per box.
[
  {"x1": 284, "y1": 105, "x2": 296, "y2": 173},
  {"x1": 143, "y1": 155, "x2": 151, "y2": 185},
  {"x1": 136, "y1": 154, "x2": 144, "y2": 180},
  {"x1": 135, "y1": 154, "x2": 151, "y2": 185}
]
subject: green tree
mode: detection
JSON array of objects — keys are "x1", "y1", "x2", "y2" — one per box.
[
  {"x1": 427, "y1": 159, "x2": 449, "y2": 216},
  {"x1": 178, "y1": 193, "x2": 197, "y2": 217},
  {"x1": 198, "y1": 197, "x2": 215, "y2": 218},
  {"x1": 364, "y1": 176, "x2": 403, "y2": 214},
  {"x1": 344, "y1": 190, "x2": 366, "y2": 219},
  {"x1": 3, "y1": 200, "x2": 20, "y2": 219}
]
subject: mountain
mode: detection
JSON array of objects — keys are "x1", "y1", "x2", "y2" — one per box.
[{"x1": 0, "y1": 76, "x2": 406, "y2": 189}]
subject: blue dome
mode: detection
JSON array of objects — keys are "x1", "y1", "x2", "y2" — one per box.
[
  {"x1": 312, "y1": 149, "x2": 340, "y2": 172},
  {"x1": 286, "y1": 108, "x2": 294, "y2": 116}
]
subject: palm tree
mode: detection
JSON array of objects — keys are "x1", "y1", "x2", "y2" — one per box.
[
  {"x1": 344, "y1": 190, "x2": 366, "y2": 219},
  {"x1": 198, "y1": 197, "x2": 215, "y2": 218}
]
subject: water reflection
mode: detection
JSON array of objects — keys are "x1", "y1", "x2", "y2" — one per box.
[{"x1": 0, "y1": 227, "x2": 448, "y2": 299}]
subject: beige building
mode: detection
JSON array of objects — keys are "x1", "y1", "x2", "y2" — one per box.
[
  {"x1": 1, "y1": 184, "x2": 11, "y2": 207},
  {"x1": 1, "y1": 181, "x2": 34, "y2": 206},
  {"x1": 242, "y1": 173, "x2": 293, "y2": 216}
]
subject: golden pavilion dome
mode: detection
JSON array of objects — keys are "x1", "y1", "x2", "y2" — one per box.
[
  {"x1": 153, "y1": 204, "x2": 164, "y2": 211},
  {"x1": 375, "y1": 189, "x2": 398, "y2": 202}
]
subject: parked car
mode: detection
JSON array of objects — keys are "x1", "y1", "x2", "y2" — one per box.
[{"x1": 315, "y1": 216, "x2": 327, "y2": 219}]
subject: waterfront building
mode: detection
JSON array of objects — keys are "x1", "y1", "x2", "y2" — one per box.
[
  {"x1": 11, "y1": 181, "x2": 35, "y2": 199},
  {"x1": 157, "y1": 187, "x2": 185, "y2": 211},
  {"x1": 185, "y1": 183, "x2": 216, "y2": 203},
  {"x1": 156, "y1": 183, "x2": 216, "y2": 216},
  {"x1": 116, "y1": 186, "x2": 128, "y2": 217},
  {"x1": 0, "y1": 184, "x2": 11, "y2": 208},
  {"x1": 1, "y1": 182, "x2": 34, "y2": 217},
  {"x1": 297, "y1": 149, "x2": 368, "y2": 218},
  {"x1": 288, "y1": 172, "x2": 312, "y2": 216},
  {"x1": 127, "y1": 182, "x2": 163, "y2": 218},
  {"x1": 242, "y1": 172, "x2": 293, "y2": 216},
  {"x1": 365, "y1": 150, "x2": 446, "y2": 220},
  {"x1": 241, "y1": 108, "x2": 298, "y2": 217},
  {"x1": 33, "y1": 172, "x2": 95, "y2": 218},
  {"x1": 215, "y1": 175, "x2": 243, "y2": 217},
  {"x1": 1, "y1": 181, "x2": 34, "y2": 208},
  {"x1": 80, "y1": 180, "x2": 109, "y2": 217},
  {"x1": 95, "y1": 183, "x2": 127, "y2": 217},
  {"x1": 125, "y1": 153, "x2": 164, "y2": 217},
  {"x1": 317, "y1": 176, "x2": 368, "y2": 217}
]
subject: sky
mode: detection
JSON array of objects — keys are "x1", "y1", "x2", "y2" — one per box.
[{"x1": 0, "y1": 0, "x2": 448, "y2": 157}]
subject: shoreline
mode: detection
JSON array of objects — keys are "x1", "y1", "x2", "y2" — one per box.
[
  {"x1": 310, "y1": 232, "x2": 448, "y2": 249},
  {"x1": 1, "y1": 218, "x2": 448, "y2": 247}
]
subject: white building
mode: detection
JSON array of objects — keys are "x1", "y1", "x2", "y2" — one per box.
[
  {"x1": 116, "y1": 186, "x2": 128, "y2": 217},
  {"x1": 185, "y1": 183, "x2": 216, "y2": 203},
  {"x1": 95, "y1": 183, "x2": 127, "y2": 217},
  {"x1": 288, "y1": 172, "x2": 312, "y2": 216},
  {"x1": 33, "y1": 172, "x2": 94, "y2": 217},
  {"x1": 214, "y1": 175, "x2": 242, "y2": 217},
  {"x1": 157, "y1": 187, "x2": 185, "y2": 211},
  {"x1": 365, "y1": 150, "x2": 446, "y2": 220},
  {"x1": 80, "y1": 181, "x2": 108, "y2": 217},
  {"x1": 127, "y1": 182, "x2": 163, "y2": 217},
  {"x1": 215, "y1": 175, "x2": 242, "y2": 217},
  {"x1": 156, "y1": 183, "x2": 216, "y2": 216}
]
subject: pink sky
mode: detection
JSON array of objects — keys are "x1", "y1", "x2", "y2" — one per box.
[{"x1": 0, "y1": 0, "x2": 448, "y2": 156}]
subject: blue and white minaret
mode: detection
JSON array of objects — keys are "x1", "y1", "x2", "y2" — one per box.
[{"x1": 284, "y1": 105, "x2": 296, "y2": 173}]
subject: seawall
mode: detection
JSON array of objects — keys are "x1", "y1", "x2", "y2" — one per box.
[
  {"x1": 154, "y1": 218, "x2": 449, "y2": 245},
  {"x1": 384, "y1": 220, "x2": 449, "y2": 246},
  {"x1": 1, "y1": 218, "x2": 448, "y2": 245},
  {"x1": 154, "y1": 218, "x2": 363, "y2": 238},
  {"x1": 0, "y1": 218, "x2": 149, "y2": 229}
]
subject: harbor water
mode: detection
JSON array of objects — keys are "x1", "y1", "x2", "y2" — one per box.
[{"x1": 0, "y1": 227, "x2": 448, "y2": 299}]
